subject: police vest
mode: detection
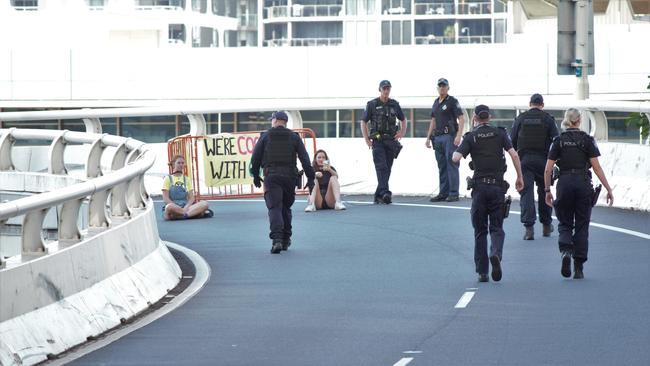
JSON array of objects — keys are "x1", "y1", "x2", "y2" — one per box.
[
  {"x1": 262, "y1": 127, "x2": 296, "y2": 172},
  {"x1": 557, "y1": 130, "x2": 591, "y2": 171},
  {"x1": 470, "y1": 126, "x2": 507, "y2": 179},
  {"x1": 369, "y1": 99, "x2": 399, "y2": 136},
  {"x1": 517, "y1": 109, "x2": 549, "y2": 154}
]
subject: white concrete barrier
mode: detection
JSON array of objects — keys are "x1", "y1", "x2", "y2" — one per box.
[
  {"x1": 0, "y1": 202, "x2": 181, "y2": 365},
  {"x1": 142, "y1": 139, "x2": 650, "y2": 211}
]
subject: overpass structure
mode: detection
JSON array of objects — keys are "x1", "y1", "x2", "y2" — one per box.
[{"x1": 0, "y1": 101, "x2": 648, "y2": 365}]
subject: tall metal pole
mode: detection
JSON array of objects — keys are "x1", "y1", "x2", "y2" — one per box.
[{"x1": 574, "y1": 0, "x2": 590, "y2": 100}]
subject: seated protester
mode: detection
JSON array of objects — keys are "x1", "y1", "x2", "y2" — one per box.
[
  {"x1": 305, "y1": 149, "x2": 346, "y2": 212},
  {"x1": 162, "y1": 155, "x2": 212, "y2": 220}
]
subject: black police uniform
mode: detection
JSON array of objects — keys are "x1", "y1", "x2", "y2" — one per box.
[
  {"x1": 431, "y1": 95, "x2": 463, "y2": 199},
  {"x1": 547, "y1": 128, "x2": 600, "y2": 270},
  {"x1": 362, "y1": 97, "x2": 405, "y2": 203},
  {"x1": 250, "y1": 125, "x2": 315, "y2": 253},
  {"x1": 511, "y1": 107, "x2": 559, "y2": 232},
  {"x1": 456, "y1": 123, "x2": 512, "y2": 278}
]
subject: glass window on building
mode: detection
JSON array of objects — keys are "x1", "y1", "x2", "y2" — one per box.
[
  {"x1": 11, "y1": 0, "x2": 38, "y2": 7},
  {"x1": 382, "y1": 0, "x2": 410, "y2": 14},
  {"x1": 264, "y1": 23, "x2": 288, "y2": 46},
  {"x1": 192, "y1": 0, "x2": 207, "y2": 13},
  {"x1": 292, "y1": 22, "x2": 342, "y2": 46},
  {"x1": 414, "y1": 0, "x2": 454, "y2": 15},
  {"x1": 294, "y1": 0, "x2": 343, "y2": 17},
  {"x1": 606, "y1": 112, "x2": 641, "y2": 143},
  {"x1": 346, "y1": 0, "x2": 375, "y2": 15},
  {"x1": 381, "y1": 20, "x2": 411, "y2": 45},
  {"x1": 86, "y1": 0, "x2": 105, "y2": 6},
  {"x1": 169, "y1": 24, "x2": 186, "y2": 43},
  {"x1": 212, "y1": 0, "x2": 236, "y2": 17},
  {"x1": 494, "y1": 18, "x2": 506, "y2": 43},
  {"x1": 264, "y1": 0, "x2": 288, "y2": 18},
  {"x1": 338, "y1": 109, "x2": 354, "y2": 137},
  {"x1": 487, "y1": 108, "x2": 516, "y2": 132},
  {"x1": 238, "y1": 112, "x2": 272, "y2": 133},
  {"x1": 354, "y1": 109, "x2": 365, "y2": 137},
  {"x1": 458, "y1": 0, "x2": 491, "y2": 15},
  {"x1": 458, "y1": 19, "x2": 491, "y2": 44},
  {"x1": 414, "y1": 109, "x2": 432, "y2": 137},
  {"x1": 415, "y1": 19, "x2": 454, "y2": 44},
  {"x1": 206, "y1": 113, "x2": 236, "y2": 133},
  {"x1": 122, "y1": 116, "x2": 176, "y2": 143},
  {"x1": 301, "y1": 110, "x2": 337, "y2": 138},
  {"x1": 494, "y1": 0, "x2": 507, "y2": 13}
]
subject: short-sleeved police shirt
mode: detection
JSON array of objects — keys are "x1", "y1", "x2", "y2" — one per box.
[
  {"x1": 361, "y1": 98, "x2": 405, "y2": 122},
  {"x1": 456, "y1": 124, "x2": 513, "y2": 158},
  {"x1": 431, "y1": 95, "x2": 463, "y2": 134},
  {"x1": 547, "y1": 129, "x2": 600, "y2": 161}
]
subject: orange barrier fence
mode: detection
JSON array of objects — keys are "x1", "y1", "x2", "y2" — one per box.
[{"x1": 167, "y1": 129, "x2": 318, "y2": 201}]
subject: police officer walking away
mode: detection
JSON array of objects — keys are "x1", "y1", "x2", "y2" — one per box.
[
  {"x1": 511, "y1": 93, "x2": 559, "y2": 240},
  {"x1": 251, "y1": 111, "x2": 316, "y2": 254},
  {"x1": 453, "y1": 105, "x2": 524, "y2": 282},
  {"x1": 361, "y1": 80, "x2": 408, "y2": 204},
  {"x1": 543, "y1": 108, "x2": 613, "y2": 279},
  {"x1": 426, "y1": 78, "x2": 466, "y2": 202}
]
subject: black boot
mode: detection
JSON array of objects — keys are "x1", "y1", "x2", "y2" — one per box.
[
  {"x1": 573, "y1": 261, "x2": 584, "y2": 279},
  {"x1": 270, "y1": 239, "x2": 283, "y2": 254},
  {"x1": 523, "y1": 226, "x2": 534, "y2": 240},
  {"x1": 282, "y1": 238, "x2": 291, "y2": 251},
  {"x1": 561, "y1": 251, "x2": 572, "y2": 278}
]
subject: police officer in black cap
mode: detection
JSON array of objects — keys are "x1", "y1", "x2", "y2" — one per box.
[
  {"x1": 543, "y1": 108, "x2": 613, "y2": 279},
  {"x1": 426, "y1": 78, "x2": 466, "y2": 202},
  {"x1": 511, "y1": 93, "x2": 559, "y2": 240},
  {"x1": 453, "y1": 105, "x2": 524, "y2": 282},
  {"x1": 361, "y1": 80, "x2": 408, "y2": 204},
  {"x1": 250, "y1": 111, "x2": 316, "y2": 254}
]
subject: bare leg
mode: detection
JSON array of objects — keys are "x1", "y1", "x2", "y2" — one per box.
[
  {"x1": 185, "y1": 201, "x2": 209, "y2": 218},
  {"x1": 324, "y1": 179, "x2": 337, "y2": 208},
  {"x1": 164, "y1": 203, "x2": 186, "y2": 220},
  {"x1": 313, "y1": 180, "x2": 323, "y2": 209}
]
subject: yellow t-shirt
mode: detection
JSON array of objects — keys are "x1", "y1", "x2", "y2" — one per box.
[{"x1": 162, "y1": 174, "x2": 193, "y2": 192}]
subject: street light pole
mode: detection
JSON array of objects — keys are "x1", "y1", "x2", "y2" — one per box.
[{"x1": 573, "y1": 0, "x2": 590, "y2": 100}]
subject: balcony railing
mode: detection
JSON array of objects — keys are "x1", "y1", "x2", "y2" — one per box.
[
  {"x1": 457, "y1": 2, "x2": 491, "y2": 15},
  {"x1": 12, "y1": 6, "x2": 38, "y2": 11},
  {"x1": 414, "y1": 35, "x2": 455, "y2": 44},
  {"x1": 414, "y1": 2, "x2": 454, "y2": 15},
  {"x1": 265, "y1": 4, "x2": 343, "y2": 19},
  {"x1": 290, "y1": 37, "x2": 343, "y2": 46},
  {"x1": 240, "y1": 14, "x2": 258, "y2": 27},
  {"x1": 264, "y1": 38, "x2": 290, "y2": 47},
  {"x1": 458, "y1": 35, "x2": 491, "y2": 43}
]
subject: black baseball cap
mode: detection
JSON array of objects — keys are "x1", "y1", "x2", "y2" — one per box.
[
  {"x1": 269, "y1": 111, "x2": 288, "y2": 121},
  {"x1": 437, "y1": 78, "x2": 449, "y2": 86},
  {"x1": 379, "y1": 80, "x2": 392, "y2": 89},
  {"x1": 474, "y1": 104, "x2": 490, "y2": 119},
  {"x1": 530, "y1": 93, "x2": 544, "y2": 104}
]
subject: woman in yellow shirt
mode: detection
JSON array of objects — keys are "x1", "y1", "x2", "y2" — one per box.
[{"x1": 162, "y1": 155, "x2": 212, "y2": 220}]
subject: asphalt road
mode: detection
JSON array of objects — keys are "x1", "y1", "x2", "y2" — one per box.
[{"x1": 70, "y1": 196, "x2": 650, "y2": 366}]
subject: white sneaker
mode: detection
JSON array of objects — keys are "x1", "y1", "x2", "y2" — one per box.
[
  {"x1": 304, "y1": 204, "x2": 316, "y2": 212},
  {"x1": 334, "y1": 202, "x2": 346, "y2": 210}
]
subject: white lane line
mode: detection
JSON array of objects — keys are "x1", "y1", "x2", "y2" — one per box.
[
  {"x1": 393, "y1": 357, "x2": 414, "y2": 366},
  {"x1": 403, "y1": 350, "x2": 423, "y2": 354},
  {"x1": 454, "y1": 291, "x2": 476, "y2": 309},
  {"x1": 154, "y1": 199, "x2": 650, "y2": 240}
]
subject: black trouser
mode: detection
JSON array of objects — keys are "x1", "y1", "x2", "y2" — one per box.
[
  {"x1": 519, "y1": 153, "x2": 553, "y2": 227},
  {"x1": 471, "y1": 183, "x2": 505, "y2": 275},
  {"x1": 554, "y1": 174, "x2": 592, "y2": 263},
  {"x1": 264, "y1": 175, "x2": 296, "y2": 241},
  {"x1": 372, "y1": 139, "x2": 395, "y2": 199}
]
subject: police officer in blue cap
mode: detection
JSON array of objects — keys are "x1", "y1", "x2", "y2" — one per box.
[
  {"x1": 453, "y1": 105, "x2": 524, "y2": 282},
  {"x1": 543, "y1": 108, "x2": 613, "y2": 279},
  {"x1": 426, "y1": 78, "x2": 466, "y2": 202},
  {"x1": 361, "y1": 80, "x2": 408, "y2": 204},
  {"x1": 511, "y1": 93, "x2": 559, "y2": 240},
  {"x1": 250, "y1": 111, "x2": 316, "y2": 254}
]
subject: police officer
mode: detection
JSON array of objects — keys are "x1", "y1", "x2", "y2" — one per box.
[
  {"x1": 250, "y1": 111, "x2": 316, "y2": 254},
  {"x1": 361, "y1": 80, "x2": 408, "y2": 204},
  {"x1": 453, "y1": 105, "x2": 524, "y2": 282},
  {"x1": 543, "y1": 108, "x2": 613, "y2": 279},
  {"x1": 511, "y1": 93, "x2": 559, "y2": 240},
  {"x1": 426, "y1": 78, "x2": 466, "y2": 202}
]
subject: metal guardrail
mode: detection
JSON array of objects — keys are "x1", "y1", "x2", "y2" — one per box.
[{"x1": 0, "y1": 128, "x2": 154, "y2": 269}]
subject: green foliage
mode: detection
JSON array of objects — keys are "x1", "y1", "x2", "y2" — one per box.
[{"x1": 625, "y1": 75, "x2": 650, "y2": 139}]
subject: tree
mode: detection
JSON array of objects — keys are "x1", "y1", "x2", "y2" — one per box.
[{"x1": 625, "y1": 75, "x2": 650, "y2": 141}]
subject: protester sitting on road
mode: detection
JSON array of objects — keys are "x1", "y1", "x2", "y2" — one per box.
[
  {"x1": 162, "y1": 155, "x2": 213, "y2": 220},
  {"x1": 305, "y1": 149, "x2": 346, "y2": 212}
]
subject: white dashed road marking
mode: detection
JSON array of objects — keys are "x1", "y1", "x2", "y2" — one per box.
[
  {"x1": 454, "y1": 291, "x2": 476, "y2": 309},
  {"x1": 393, "y1": 357, "x2": 414, "y2": 366}
]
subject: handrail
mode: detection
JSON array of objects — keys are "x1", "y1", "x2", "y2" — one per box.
[{"x1": 0, "y1": 128, "x2": 153, "y2": 268}]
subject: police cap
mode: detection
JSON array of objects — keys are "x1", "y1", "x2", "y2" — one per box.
[
  {"x1": 474, "y1": 104, "x2": 490, "y2": 119},
  {"x1": 269, "y1": 111, "x2": 289, "y2": 121},
  {"x1": 437, "y1": 78, "x2": 449, "y2": 86},
  {"x1": 379, "y1": 80, "x2": 392, "y2": 90}
]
